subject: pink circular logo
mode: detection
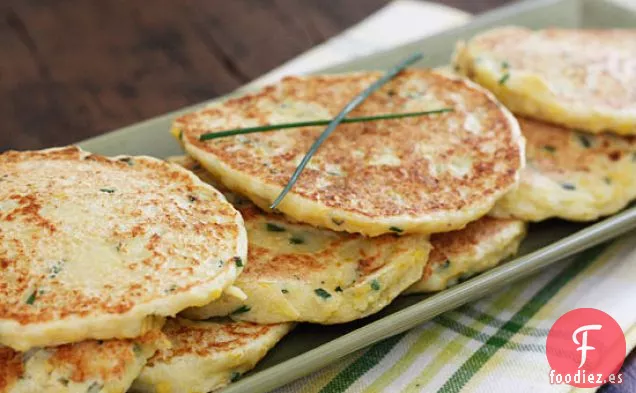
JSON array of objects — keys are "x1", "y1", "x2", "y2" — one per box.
[{"x1": 546, "y1": 308, "x2": 626, "y2": 388}]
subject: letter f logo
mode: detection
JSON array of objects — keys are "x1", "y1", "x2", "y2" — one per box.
[{"x1": 572, "y1": 324, "x2": 602, "y2": 368}]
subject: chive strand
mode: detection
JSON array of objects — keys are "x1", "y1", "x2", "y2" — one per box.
[
  {"x1": 198, "y1": 108, "x2": 453, "y2": 141},
  {"x1": 270, "y1": 52, "x2": 424, "y2": 209}
]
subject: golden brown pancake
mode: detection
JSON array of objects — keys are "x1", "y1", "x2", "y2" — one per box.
[
  {"x1": 0, "y1": 147, "x2": 247, "y2": 351},
  {"x1": 130, "y1": 319, "x2": 292, "y2": 393},
  {"x1": 454, "y1": 26, "x2": 636, "y2": 134},
  {"x1": 173, "y1": 69, "x2": 524, "y2": 236},
  {"x1": 170, "y1": 156, "x2": 431, "y2": 324},
  {"x1": 0, "y1": 330, "x2": 167, "y2": 393},
  {"x1": 406, "y1": 217, "x2": 526, "y2": 293},
  {"x1": 492, "y1": 118, "x2": 636, "y2": 221}
]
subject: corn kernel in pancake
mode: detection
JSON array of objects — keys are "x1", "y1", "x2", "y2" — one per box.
[
  {"x1": 0, "y1": 330, "x2": 167, "y2": 393},
  {"x1": 454, "y1": 26, "x2": 636, "y2": 134},
  {"x1": 130, "y1": 319, "x2": 292, "y2": 393},
  {"x1": 0, "y1": 147, "x2": 247, "y2": 351},
  {"x1": 491, "y1": 118, "x2": 636, "y2": 221},
  {"x1": 406, "y1": 217, "x2": 526, "y2": 293},
  {"x1": 174, "y1": 69, "x2": 524, "y2": 236},
  {"x1": 170, "y1": 156, "x2": 431, "y2": 324}
]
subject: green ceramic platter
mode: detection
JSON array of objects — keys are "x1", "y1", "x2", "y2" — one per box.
[{"x1": 78, "y1": 0, "x2": 636, "y2": 391}]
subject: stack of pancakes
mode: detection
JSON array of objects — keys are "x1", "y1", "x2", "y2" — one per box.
[
  {"x1": 1, "y1": 27, "x2": 635, "y2": 393},
  {"x1": 454, "y1": 27, "x2": 636, "y2": 222},
  {"x1": 0, "y1": 148, "x2": 291, "y2": 393}
]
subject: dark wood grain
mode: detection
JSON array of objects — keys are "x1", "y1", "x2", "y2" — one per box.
[
  {"x1": 0, "y1": 0, "x2": 387, "y2": 150},
  {"x1": 0, "y1": 0, "x2": 507, "y2": 151},
  {"x1": 0, "y1": 1, "x2": 634, "y2": 390}
]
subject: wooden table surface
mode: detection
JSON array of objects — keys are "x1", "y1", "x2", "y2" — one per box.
[
  {"x1": 1, "y1": 0, "x2": 634, "y2": 390},
  {"x1": 0, "y1": 0, "x2": 507, "y2": 151}
]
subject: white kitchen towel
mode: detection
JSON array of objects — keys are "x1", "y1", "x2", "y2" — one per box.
[{"x1": 245, "y1": 0, "x2": 469, "y2": 89}]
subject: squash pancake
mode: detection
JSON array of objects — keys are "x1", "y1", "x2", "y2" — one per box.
[
  {"x1": 130, "y1": 319, "x2": 292, "y2": 393},
  {"x1": 491, "y1": 118, "x2": 636, "y2": 221},
  {"x1": 173, "y1": 69, "x2": 524, "y2": 236},
  {"x1": 171, "y1": 156, "x2": 431, "y2": 324},
  {"x1": 453, "y1": 26, "x2": 636, "y2": 135},
  {"x1": 0, "y1": 147, "x2": 247, "y2": 351},
  {"x1": 0, "y1": 330, "x2": 167, "y2": 393},
  {"x1": 405, "y1": 217, "x2": 526, "y2": 293}
]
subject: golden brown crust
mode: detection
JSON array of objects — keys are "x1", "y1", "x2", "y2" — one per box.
[
  {"x1": 462, "y1": 28, "x2": 636, "y2": 110},
  {"x1": 491, "y1": 118, "x2": 636, "y2": 221},
  {"x1": 518, "y1": 118, "x2": 636, "y2": 174},
  {"x1": 407, "y1": 216, "x2": 526, "y2": 293},
  {"x1": 176, "y1": 69, "x2": 524, "y2": 235},
  {"x1": 0, "y1": 146, "x2": 247, "y2": 350},
  {"x1": 428, "y1": 217, "x2": 521, "y2": 267},
  {"x1": 148, "y1": 320, "x2": 285, "y2": 365},
  {"x1": 454, "y1": 27, "x2": 636, "y2": 134},
  {"x1": 131, "y1": 319, "x2": 292, "y2": 393},
  {"x1": 0, "y1": 348, "x2": 22, "y2": 391},
  {"x1": 0, "y1": 330, "x2": 166, "y2": 392},
  {"x1": 172, "y1": 156, "x2": 430, "y2": 324},
  {"x1": 47, "y1": 331, "x2": 164, "y2": 383},
  {"x1": 173, "y1": 155, "x2": 427, "y2": 287}
]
